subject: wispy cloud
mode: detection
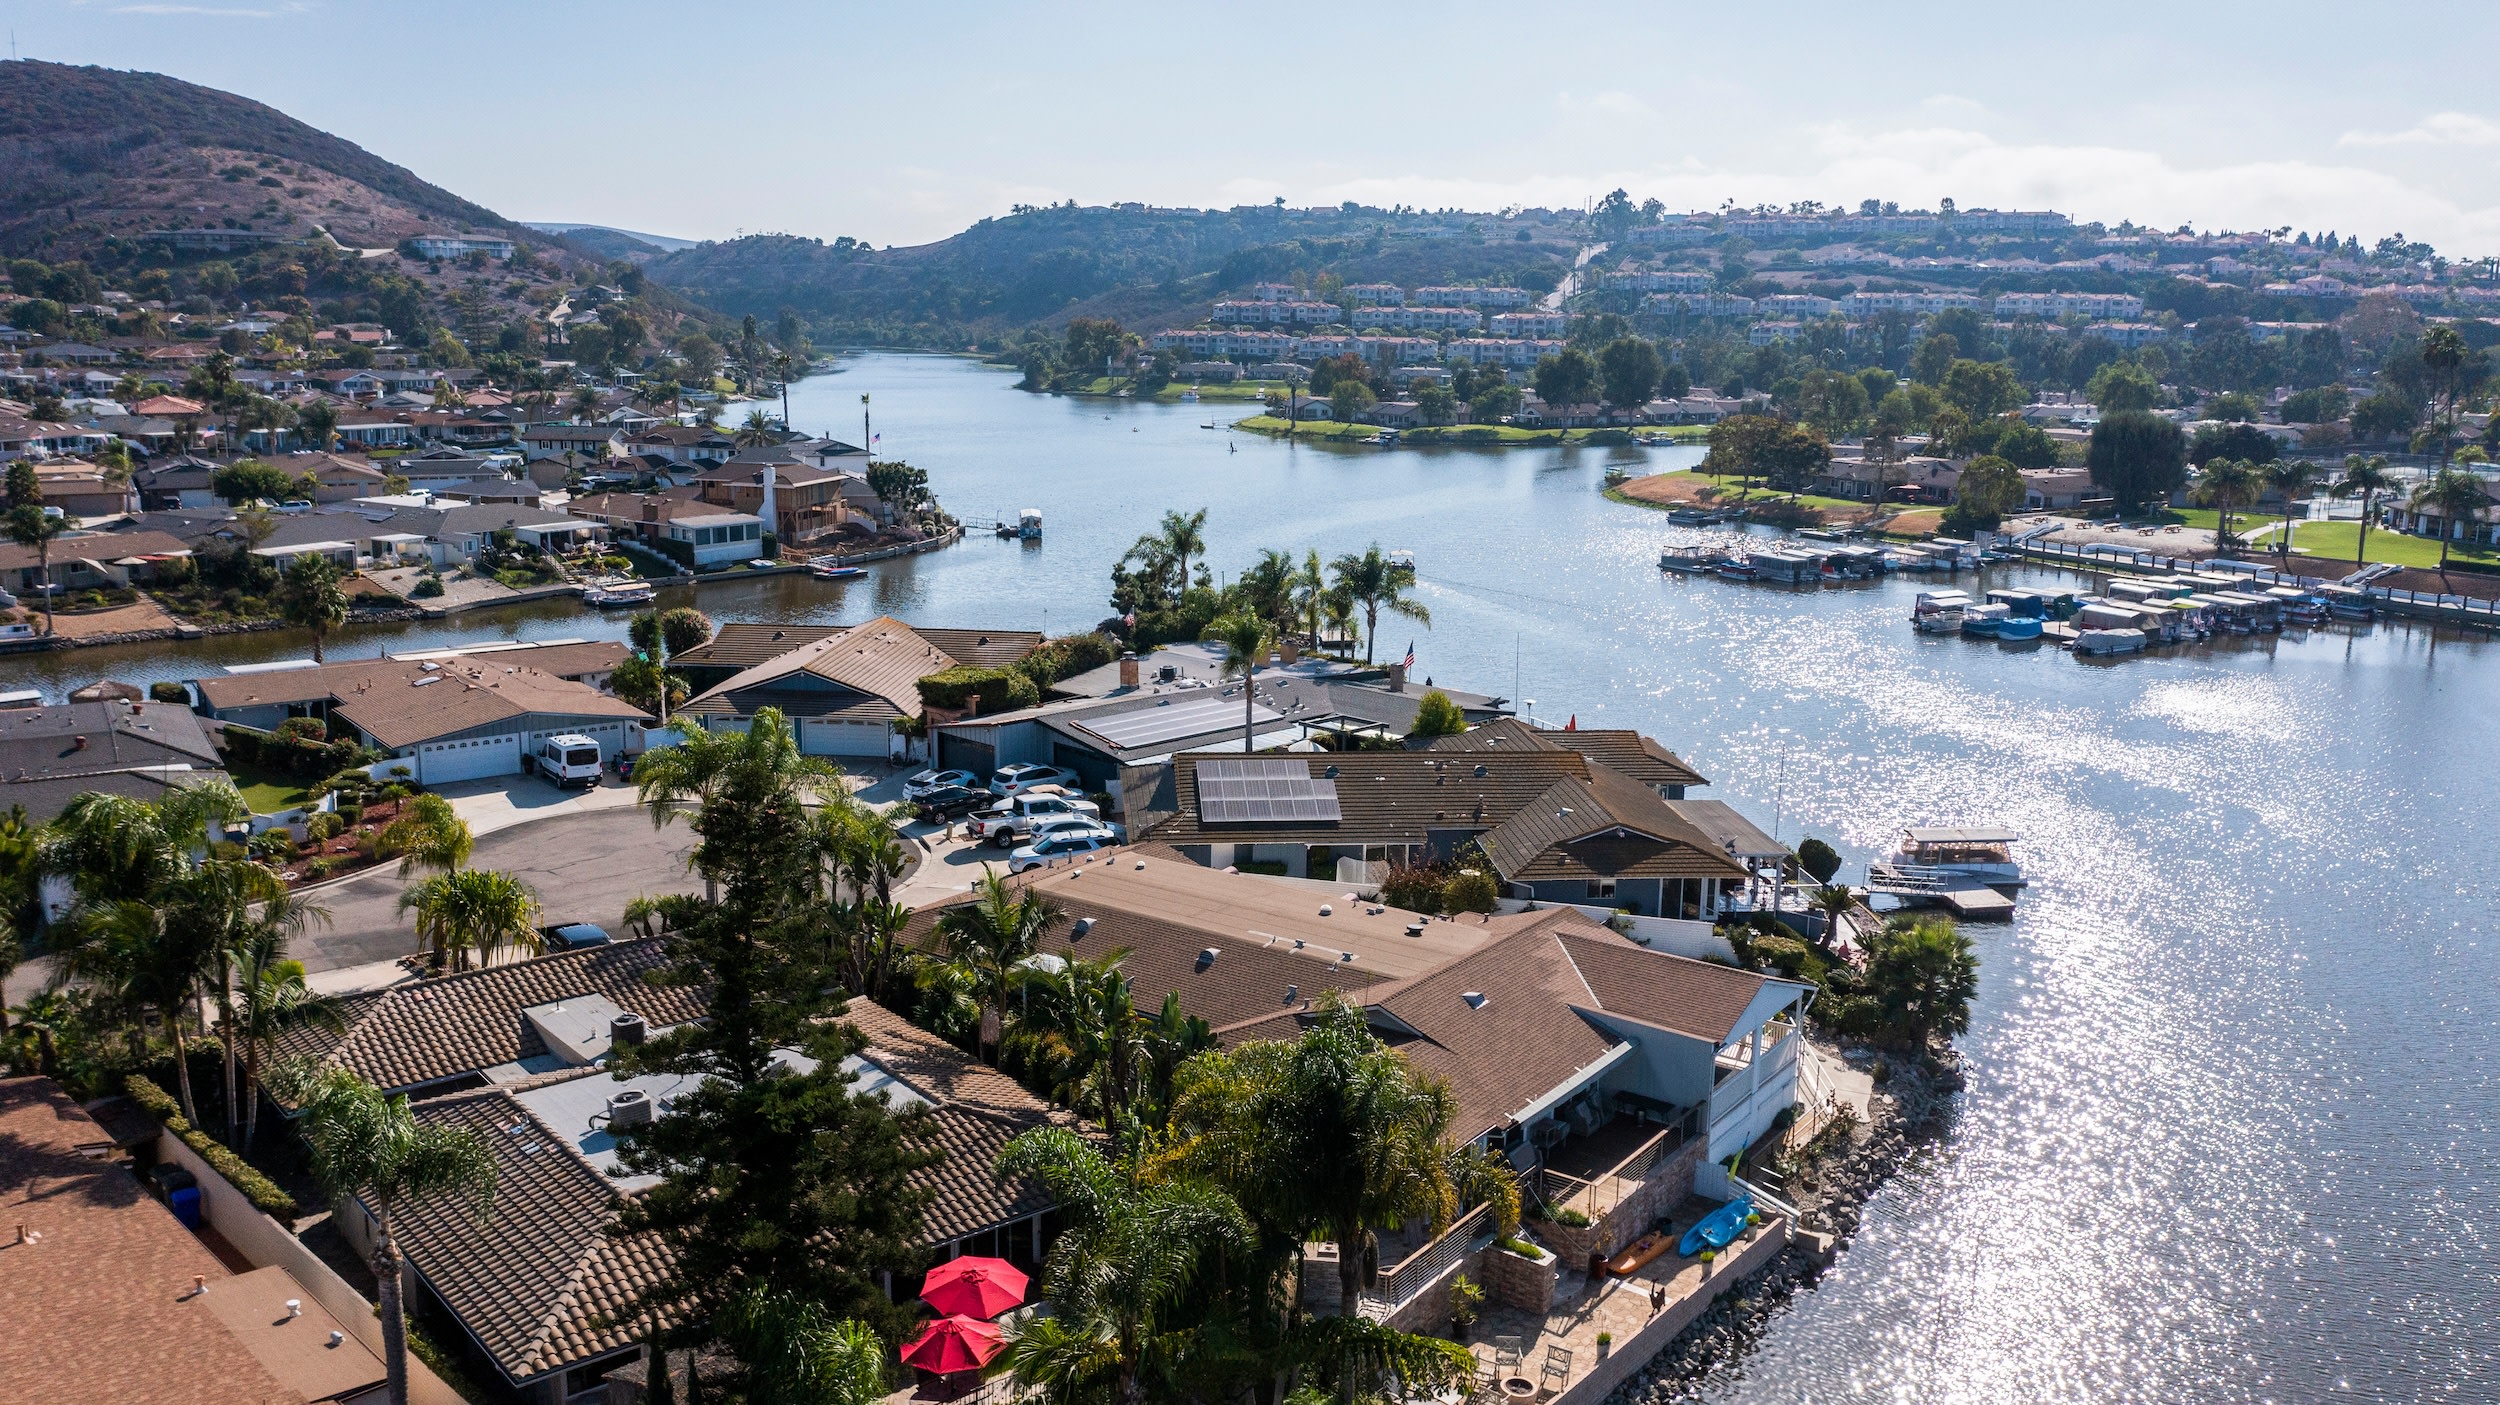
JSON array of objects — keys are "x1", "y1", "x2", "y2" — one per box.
[
  {"x1": 2338, "y1": 112, "x2": 2500, "y2": 148},
  {"x1": 109, "y1": 3, "x2": 304, "y2": 16}
]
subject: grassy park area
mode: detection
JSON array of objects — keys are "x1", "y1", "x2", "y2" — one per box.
[{"x1": 2288, "y1": 521, "x2": 2500, "y2": 571}]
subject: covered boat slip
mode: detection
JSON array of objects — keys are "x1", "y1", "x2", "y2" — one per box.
[{"x1": 1869, "y1": 824, "x2": 2023, "y2": 917}]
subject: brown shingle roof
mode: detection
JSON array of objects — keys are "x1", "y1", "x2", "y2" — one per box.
[
  {"x1": 1145, "y1": 750, "x2": 1592, "y2": 848},
  {"x1": 395, "y1": 1000, "x2": 1069, "y2": 1385},
  {"x1": 273, "y1": 939, "x2": 708, "y2": 1095},
  {"x1": 1421, "y1": 717, "x2": 1709, "y2": 790},
  {"x1": 198, "y1": 656, "x2": 649, "y2": 749},
  {"x1": 0, "y1": 1077, "x2": 299, "y2": 1405},
  {"x1": 1475, "y1": 767, "x2": 1747, "y2": 884},
  {"x1": 678, "y1": 616, "x2": 986, "y2": 724},
  {"x1": 673, "y1": 622, "x2": 1040, "y2": 674}
]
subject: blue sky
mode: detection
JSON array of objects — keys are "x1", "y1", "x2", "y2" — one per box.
[{"x1": 11, "y1": 0, "x2": 2500, "y2": 255}]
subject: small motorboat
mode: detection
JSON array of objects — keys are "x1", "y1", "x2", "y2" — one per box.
[
  {"x1": 1660, "y1": 546, "x2": 1718, "y2": 574},
  {"x1": 810, "y1": 562, "x2": 865, "y2": 580},
  {"x1": 1714, "y1": 558, "x2": 1758, "y2": 581},
  {"x1": 1678, "y1": 1195, "x2": 1754, "y2": 1258}
]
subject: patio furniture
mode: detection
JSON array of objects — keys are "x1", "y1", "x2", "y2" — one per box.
[
  {"x1": 1493, "y1": 1336, "x2": 1524, "y2": 1371},
  {"x1": 1539, "y1": 1347, "x2": 1571, "y2": 1394}
]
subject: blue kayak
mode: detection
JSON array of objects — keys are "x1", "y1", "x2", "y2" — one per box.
[{"x1": 1677, "y1": 1194, "x2": 1754, "y2": 1258}]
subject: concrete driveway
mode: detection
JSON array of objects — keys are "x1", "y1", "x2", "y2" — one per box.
[{"x1": 295, "y1": 806, "x2": 703, "y2": 977}]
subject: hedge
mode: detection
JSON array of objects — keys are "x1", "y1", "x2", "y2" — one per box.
[
  {"x1": 916, "y1": 666, "x2": 1039, "y2": 713},
  {"x1": 125, "y1": 1074, "x2": 300, "y2": 1226}
]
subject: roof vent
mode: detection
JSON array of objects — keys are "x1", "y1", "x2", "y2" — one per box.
[
  {"x1": 1338, "y1": 951, "x2": 1355, "y2": 963},
  {"x1": 1196, "y1": 947, "x2": 1219, "y2": 969},
  {"x1": 1318, "y1": 903, "x2": 1333, "y2": 916},
  {"x1": 607, "y1": 1089, "x2": 654, "y2": 1127},
  {"x1": 1405, "y1": 922, "x2": 1426, "y2": 937},
  {"x1": 1322, "y1": 764, "x2": 1339, "y2": 778},
  {"x1": 1474, "y1": 764, "x2": 1488, "y2": 777},
  {"x1": 1072, "y1": 916, "x2": 1094, "y2": 937},
  {"x1": 1463, "y1": 991, "x2": 1488, "y2": 1010},
  {"x1": 1283, "y1": 984, "x2": 1298, "y2": 1005}
]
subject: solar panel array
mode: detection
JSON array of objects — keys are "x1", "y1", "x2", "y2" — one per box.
[
  {"x1": 1197, "y1": 757, "x2": 1343, "y2": 823},
  {"x1": 1077, "y1": 693, "x2": 1287, "y2": 751}
]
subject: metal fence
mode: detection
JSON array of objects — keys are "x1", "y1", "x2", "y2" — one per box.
[{"x1": 1359, "y1": 1202, "x2": 1491, "y2": 1319}]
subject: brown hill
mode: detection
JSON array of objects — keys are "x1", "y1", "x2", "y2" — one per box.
[{"x1": 0, "y1": 60, "x2": 520, "y2": 255}]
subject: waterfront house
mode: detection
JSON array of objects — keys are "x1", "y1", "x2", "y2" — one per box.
[
  {"x1": 1418, "y1": 716, "x2": 1710, "y2": 798},
  {"x1": 665, "y1": 619, "x2": 1041, "y2": 692},
  {"x1": 692, "y1": 458, "x2": 884, "y2": 546},
  {"x1": 519, "y1": 422, "x2": 627, "y2": 462},
  {"x1": 193, "y1": 648, "x2": 645, "y2": 784},
  {"x1": 0, "y1": 527, "x2": 194, "y2": 595},
  {"x1": 251, "y1": 499, "x2": 600, "y2": 570}
]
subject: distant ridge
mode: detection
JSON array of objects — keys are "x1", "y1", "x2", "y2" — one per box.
[{"x1": 524, "y1": 222, "x2": 699, "y2": 253}]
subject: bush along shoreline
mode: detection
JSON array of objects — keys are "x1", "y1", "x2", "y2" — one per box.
[{"x1": 1606, "y1": 1038, "x2": 1965, "y2": 1404}]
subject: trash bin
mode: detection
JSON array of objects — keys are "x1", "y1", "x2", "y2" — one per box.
[{"x1": 152, "y1": 1165, "x2": 202, "y2": 1229}]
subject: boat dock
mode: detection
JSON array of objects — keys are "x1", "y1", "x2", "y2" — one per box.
[{"x1": 1865, "y1": 862, "x2": 2018, "y2": 918}]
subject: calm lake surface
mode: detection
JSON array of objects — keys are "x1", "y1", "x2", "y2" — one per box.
[{"x1": 8, "y1": 353, "x2": 2496, "y2": 1402}]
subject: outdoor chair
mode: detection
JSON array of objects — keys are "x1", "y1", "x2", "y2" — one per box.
[
  {"x1": 1539, "y1": 1349, "x2": 1571, "y2": 1394},
  {"x1": 1493, "y1": 1336, "x2": 1524, "y2": 1371}
]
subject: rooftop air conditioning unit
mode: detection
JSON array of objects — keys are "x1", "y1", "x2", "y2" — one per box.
[
  {"x1": 611, "y1": 1013, "x2": 646, "y2": 1047},
  {"x1": 607, "y1": 1089, "x2": 654, "y2": 1128}
]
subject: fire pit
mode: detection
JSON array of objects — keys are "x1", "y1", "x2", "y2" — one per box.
[{"x1": 1501, "y1": 1377, "x2": 1539, "y2": 1399}]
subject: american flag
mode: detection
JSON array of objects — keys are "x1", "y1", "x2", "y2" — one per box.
[{"x1": 1402, "y1": 641, "x2": 1415, "y2": 669}]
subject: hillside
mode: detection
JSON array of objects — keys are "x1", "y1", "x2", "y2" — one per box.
[
  {"x1": 523, "y1": 222, "x2": 699, "y2": 256},
  {"x1": 645, "y1": 205, "x2": 1583, "y2": 346},
  {"x1": 0, "y1": 60, "x2": 525, "y2": 255}
]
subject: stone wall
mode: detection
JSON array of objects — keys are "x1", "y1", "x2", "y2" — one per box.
[
  {"x1": 1528, "y1": 1139, "x2": 1708, "y2": 1266},
  {"x1": 1479, "y1": 1243, "x2": 1557, "y2": 1315},
  {"x1": 1550, "y1": 1217, "x2": 1791, "y2": 1405}
]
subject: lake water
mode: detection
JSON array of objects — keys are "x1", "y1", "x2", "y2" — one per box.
[{"x1": 9, "y1": 353, "x2": 2497, "y2": 1402}]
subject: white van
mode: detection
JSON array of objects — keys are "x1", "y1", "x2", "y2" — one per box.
[{"x1": 523, "y1": 734, "x2": 604, "y2": 789}]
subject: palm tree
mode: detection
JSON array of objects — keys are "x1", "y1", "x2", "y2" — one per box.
[
  {"x1": 1861, "y1": 916, "x2": 1980, "y2": 1052},
  {"x1": 1156, "y1": 508, "x2": 1208, "y2": 594},
  {"x1": 1201, "y1": 613, "x2": 1277, "y2": 752},
  {"x1": 569, "y1": 386, "x2": 603, "y2": 422},
  {"x1": 5, "y1": 504, "x2": 67, "y2": 636},
  {"x1": 1809, "y1": 883, "x2": 1859, "y2": 949},
  {"x1": 2191, "y1": 457, "x2": 2263, "y2": 553},
  {"x1": 60, "y1": 891, "x2": 229, "y2": 1122},
  {"x1": 2331, "y1": 453, "x2": 2400, "y2": 567},
  {"x1": 927, "y1": 868, "x2": 1061, "y2": 1064},
  {"x1": 2266, "y1": 458, "x2": 2320, "y2": 559},
  {"x1": 232, "y1": 925, "x2": 341, "y2": 1152},
  {"x1": 376, "y1": 793, "x2": 473, "y2": 877},
  {"x1": 995, "y1": 1126, "x2": 1254, "y2": 1405},
  {"x1": 2409, "y1": 467, "x2": 2495, "y2": 573},
  {"x1": 715, "y1": 1283, "x2": 886, "y2": 1405},
  {"x1": 1010, "y1": 950, "x2": 1146, "y2": 1139},
  {"x1": 633, "y1": 710, "x2": 839, "y2": 903},
  {"x1": 1169, "y1": 997, "x2": 1517, "y2": 1319},
  {"x1": 279, "y1": 553, "x2": 350, "y2": 663},
  {"x1": 736, "y1": 408, "x2": 781, "y2": 449},
  {"x1": 278, "y1": 1065, "x2": 497, "y2": 1405},
  {"x1": 1328, "y1": 543, "x2": 1431, "y2": 665},
  {"x1": 2422, "y1": 325, "x2": 2470, "y2": 466},
  {"x1": 398, "y1": 868, "x2": 541, "y2": 973},
  {"x1": 1294, "y1": 549, "x2": 1331, "y2": 648}
]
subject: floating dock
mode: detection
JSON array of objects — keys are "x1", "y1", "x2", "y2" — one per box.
[{"x1": 1865, "y1": 862, "x2": 2018, "y2": 919}]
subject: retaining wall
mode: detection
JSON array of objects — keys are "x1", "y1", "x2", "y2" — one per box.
[{"x1": 1550, "y1": 1217, "x2": 1791, "y2": 1405}]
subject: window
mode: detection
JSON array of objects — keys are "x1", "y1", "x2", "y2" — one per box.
[{"x1": 1583, "y1": 879, "x2": 1617, "y2": 900}]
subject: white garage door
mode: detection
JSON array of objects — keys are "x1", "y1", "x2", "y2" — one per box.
[
  {"x1": 802, "y1": 718, "x2": 888, "y2": 758},
  {"x1": 417, "y1": 732, "x2": 520, "y2": 784}
]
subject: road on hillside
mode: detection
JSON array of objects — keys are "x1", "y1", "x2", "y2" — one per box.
[
  {"x1": 295, "y1": 807, "x2": 704, "y2": 973},
  {"x1": 1542, "y1": 240, "x2": 1609, "y2": 311}
]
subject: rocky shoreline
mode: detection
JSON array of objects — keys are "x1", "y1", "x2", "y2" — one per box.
[{"x1": 1607, "y1": 1038, "x2": 1965, "y2": 1404}]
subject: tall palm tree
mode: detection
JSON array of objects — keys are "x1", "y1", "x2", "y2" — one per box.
[
  {"x1": 2331, "y1": 453, "x2": 2400, "y2": 567},
  {"x1": 634, "y1": 710, "x2": 839, "y2": 903},
  {"x1": 1201, "y1": 613, "x2": 1277, "y2": 752},
  {"x1": 1327, "y1": 543, "x2": 1431, "y2": 665},
  {"x1": 927, "y1": 868, "x2": 1061, "y2": 1064},
  {"x1": 377, "y1": 793, "x2": 473, "y2": 877},
  {"x1": 1810, "y1": 883, "x2": 1860, "y2": 949},
  {"x1": 278, "y1": 1065, "x2": 497, "y2": 1405},
  {"x1": 232, "y1": 926, "x2": 341, "y2": 1152},
  {"x1": 1169, "y1": 997, "x2": 1518, "y2": 1319},
  {"x1": 1010, "y1": 950, "x2": 1145, "y2": 1140},
  {"x1": 736, "y1": 408, "x2": 781, "y2": 449},
  {"x1": 995, "y1": 1126, "x2": 1253, "y2": 1405},
  {"x1": 569, "y1": 386, "x2": 603, "y2": 422},
  {"x1": 2409, "y1": 467, "x2": 2495, "y2": 573},
  {"x1": 2191, "y1": 457, "x2": 2263, "y2": 553},
  {"x1": 1294, "y1": 549, "x2": 1331, "y2": 648},
  {"x1": 2266, "y1": 458, "x2": 2320, "y2": 559},
  {"x1": 5, "y1": 504, "x2": 67, "y2": 636},
  {"x1": 60, "y1": 891, "x2": 228, "y2": 1122},
  {"x1": 1156, "y1": 508, "x2": 1208, "y2": 593},
  {"x1": 279, "y1": 553, "x2": 350, "y2": 664},
  {"x1": 398, "y1": 868, "x2": 541, "y2": 973}
]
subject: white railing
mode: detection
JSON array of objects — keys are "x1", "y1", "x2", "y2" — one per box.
[{"x1": 1358, "y1": 1202, "x2": 1490, "y2": 1319}]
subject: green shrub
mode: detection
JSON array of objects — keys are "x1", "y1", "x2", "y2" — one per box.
[
  {"x1": 1794, "y1": 837, "x2": 1842, "y2": 885},
  {"x1": 1378, "y1": 861, "x2": 1449, "y2": 914},
  {"x1": 1547, "y1": 1206, "x2": 1592, "y2": 1228},
  {"x1": 305, "y1": 812, "x2": 344, "y2": 843},
  {"x1": 149, "y1": 681, "x2": 189, "y2": 704},
  {"x1": 1233, "y1": 859, "x2": 1289, "y2": 877},
  {"x1": 1443, "y1": 869, "x2": 1500, "y2": 914},
  {"x1": 125, "y1": 1074, "x2": 299, "y2": 1225},
  {"x1": 412, "y1": 575, "x2": 445, "y2": 598},
  {"x1": 304, "y1": 857, "x2": 338, "y2": 880},
  {"x1": 1751, "y1": 935, "x2": 1811, "y2": 980},
  {"x1": 273, "y1": 716, "x2": 327, "y2": 745},
  {"x1": 1497, "y1": 1236, "x2": 1546, "y2": 1260},
  {"x1": 916, "y1": 666, "x2": 1040, "y2": 713},
  {"x1": 337, "y1": 802, "x2": 365, "y2": 827}
]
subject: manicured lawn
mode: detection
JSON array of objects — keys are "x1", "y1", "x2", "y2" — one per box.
[
  {"x1": 224, "y1": 759, "x2": 312, "y2": 815},
  {"x1": 1233, "y1": 415, "x2": 1381, "y2": 440},
  {"x1": 1236, "y1": 415, "x2": 1685, "y2": 446},
  {"x1": 1152, "y1": 380, "x2": 1292, "y2": 403},
  {"x1": 2289, "y1": 521, "x2": 2500, "y2": 571}
]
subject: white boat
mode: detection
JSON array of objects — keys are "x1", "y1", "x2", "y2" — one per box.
[
  {"x1": 810, "y1": 561, "x2": 865, "y2": 580},
  {"x1": 1889, "y1": 826, "x2": 2024, "y2": 886},
  {"x1": 2075, "y1": 627, "x2": 2148, "y2": 656},
  {"x1": 1018, "y1": 508, "x2": 1043, "y2": 539},
  {"x1": 1913, "y1": 589, "x2": 1973, "y2": 633},
  {"x1": 581, "y1": 578, "x2": 656, "y2": 608}
]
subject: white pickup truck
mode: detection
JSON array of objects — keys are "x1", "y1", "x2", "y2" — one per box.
[{"x1": 966, "y1": 788, "x2": 1103, "y2": 847}]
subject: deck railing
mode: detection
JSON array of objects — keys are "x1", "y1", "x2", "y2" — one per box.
[
  {"x1": 1536, "y1": 1110, "x2": 1698, "y2": 1221},
  {"x1": 1357, "y1": 1201, "x2": 1491, "y2": 1319}
]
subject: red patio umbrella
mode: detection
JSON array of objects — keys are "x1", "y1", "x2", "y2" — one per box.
[
  {"x1": 900, "y1": 1315, "x2": 1007, "y2": 1374},
  {"x1": 919, "y1": 1256, "x2": 1030, "y2": 1320}
]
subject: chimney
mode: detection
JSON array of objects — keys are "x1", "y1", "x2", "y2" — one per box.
[
  {"x1": 1386, "y1": 663, "x2": 1406, "y2": 693},
  {"x1": 758, "y1": 465, "x2": 777, "y2": 537},
  {"x1": 1118, "y1": 652, "x2": 1139, "y2": 688},
  {"x1": 640, "y1": 495, "x2": 660, "y2": 523},
  {"x1": 964, "y1": 693, "x2": 981, "y2": 717}
]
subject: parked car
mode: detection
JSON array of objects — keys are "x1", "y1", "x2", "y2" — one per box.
[
  {"x1": 1008, "y1": 830, "x2": 1119, "y2": 872},
  {"x1": 905, "y1": 768, "x2": 980, "y2": 800},
  {"x1": 276, "y1": 499, "x2": 314, "y2": 514},
  {"x1": 520, "y1": 734, "x2": 604, "y2": 789},
  {"x1": 540, "y1": 922, "x2": 613, "y2": 950},
  {"x1": 989, "y1": 763, "x2": 1077, "y2": 797},
  {"x1": 1028, "y1": 814, "x2": 1125, "y2": 844},
  {"x1": 968, "y1": 792, "x2": 1103, "y2": 846},
  {"x1": 912, "y1": 785, "x2": 993, "y2": 821}
]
